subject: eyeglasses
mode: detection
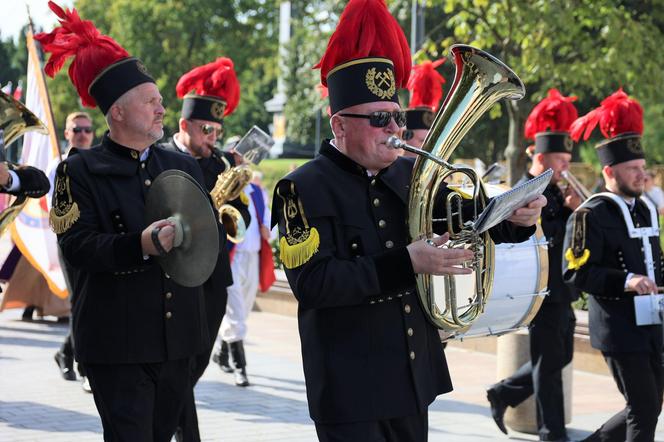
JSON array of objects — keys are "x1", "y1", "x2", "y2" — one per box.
[
  {"x1": 72, "y1": 127, "x2": 93, "y2": 134},
  {"x1": 199, "y1": 123, "x2": 224, "y2": 140},
  {"x1": 338, "y1": 111, "x2": 407, "y2": 128},
  {"x1": 402, "y1": 130, "x2": 414, "y2": 141}
]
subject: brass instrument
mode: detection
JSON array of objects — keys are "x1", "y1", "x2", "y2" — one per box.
[
  {"x1": 210, "y1": 164, "x2": 253, "y2": 243},
  {"x1": 560, "y1": 170, "x2": 592, "y2": 201},
  {"x1": 388, "y1": 45, "x2": 526, "y2": 334},
  {"x1": 0, "y1": 91, "x2": 49, "y2": 235}
]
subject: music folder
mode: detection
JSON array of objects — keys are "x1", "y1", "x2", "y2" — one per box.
[{"x1": 473, "y1": 168, "x2": 553, "y2": 234}]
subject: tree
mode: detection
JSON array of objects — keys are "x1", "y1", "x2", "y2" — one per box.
[
  {"x1": 43, "y1": 0, "x2": 280, "y2": 142},
  {"x1": 403, "y1": 0, "x2": 664, "y2": 183}
]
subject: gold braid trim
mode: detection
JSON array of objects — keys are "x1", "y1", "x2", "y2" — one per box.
[
  {"x1": 49, "y1": 202, "x2": 80, "y2": 235},
  {"x1": 565, "y1": 209, "x2": 590, "y2": 270},
  {"x1": 565, "y1": 247, "x2": 590, "y2": 270},
  {"x1": 277, "y1": 182, "x2": 320, "y2": 269},
  {"x1": 49, "y1": 163, "x2": 80, "y2": 234},
  {"x1": 280, "y1": 227, "x2": 320, "y2": 269}
]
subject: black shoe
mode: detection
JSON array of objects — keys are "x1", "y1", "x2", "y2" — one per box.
[
  {"x1": 234, "y1": 368, "x2": 250, "y2": 387},
  {"x1": 22, "y1": 306, "x2": 35, "y2": 321},
  {"x1": 212, "y1": 341, "x2": 234, "y2": 373},
  {"x1": 54, "y1": 351, "x2": 76, "y2": 381},
  {"x1": 486, "y1": 388, "x2": 508, "y2": 435}
]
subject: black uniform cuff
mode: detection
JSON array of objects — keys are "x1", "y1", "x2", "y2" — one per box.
[
  {"x1": 605, "y1": 269, "x2": 629, "y2": 297},
  {"x1": 373, "y1": 246, "x2": 416, "y2": 294},
  {"x1": 113, "y1": 232, "x2": 146, "y2": 269}
]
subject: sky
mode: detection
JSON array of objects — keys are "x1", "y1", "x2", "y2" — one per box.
[{"x1": 1, "y1": 0, "x2": 74, "y2": 42}]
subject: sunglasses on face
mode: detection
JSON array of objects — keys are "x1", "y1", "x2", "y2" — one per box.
[
  {"x1": 72, "y1": 127, "x2": 93, "y2": 134},
  {"x1": 338, "y1": 111, "x2": 407, "y2": 128},
  {"x1": 402, "y1": 130, "x2": 414, "y2": 141},
  {"x1": 199, "y1": 123, "x2": 224, "y2": 140}
]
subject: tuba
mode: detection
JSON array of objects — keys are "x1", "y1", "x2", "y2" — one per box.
[
  {"x1": 389, "y1": 45, "x2": 533, "y2": 335},
  {"x1": 0, "y1": 91, "x2": 49, "y2": 235}
]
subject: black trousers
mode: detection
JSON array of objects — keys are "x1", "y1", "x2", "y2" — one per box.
[
  {"x1": 85, "y1": 358, "x2": 191, "y2": 442},
  {"x1": 315, "y1": 412, "x2": 428, "y2": 442},
  {"x1": 177, "y1": 286, "x2": 228, "y2": 442},
  {"x1": 492, "y1": 302, "x2": 575, "y2": 440},
  {"x1": 585, "y1": 351, "x2": 663, "y2": 442}
]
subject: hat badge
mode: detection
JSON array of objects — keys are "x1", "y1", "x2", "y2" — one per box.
[
  {"x1": 627, "y1": 137, "x2": 643, "y2": 154},
  {"x1": 365, "y1": 68, "x2": 396, "y2": 99},
  {"x1": 210, "y1": 102, "x2": 225, "y2": 120}
]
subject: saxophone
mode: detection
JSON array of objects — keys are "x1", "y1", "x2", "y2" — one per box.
[{"x1": 210, "y1": 161, "x2": 253, "y2": 244}]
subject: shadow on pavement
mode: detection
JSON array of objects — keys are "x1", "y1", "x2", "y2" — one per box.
[
  {"x1": 0, "y1": 335, "x2": 63, "y2": 348},
  {"x1": 195, "y1": 379, "x2": 311, "y2": 425},
  {"x1": 0, "y1": 400, "x2": 101, "y2": 433}
]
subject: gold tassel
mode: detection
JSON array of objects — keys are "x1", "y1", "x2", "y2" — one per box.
[
  {"x1": 49, "y1": 202, "x2": 80, "y2": 235},
  {"x1": 565, "y1": 247, "x2": 590, "y2": 270},
  {"x1": 280, "y1": 227, "x2": 320, "y2": 269}
]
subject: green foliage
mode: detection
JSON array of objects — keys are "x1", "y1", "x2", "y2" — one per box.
[{"x1": 259, "y1": 158, "x2": 310, "y2": 199}]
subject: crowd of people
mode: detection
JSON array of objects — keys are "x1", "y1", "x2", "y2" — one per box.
[{"x1": 0, "y1": 0, "x2": 662, "y2": 441}]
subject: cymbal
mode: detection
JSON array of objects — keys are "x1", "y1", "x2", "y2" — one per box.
[{"x1": 145, "y1": 170, "x2": 219, "y2": 287}]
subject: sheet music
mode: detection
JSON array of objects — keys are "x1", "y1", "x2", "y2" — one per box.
[
  {"x1": 230, "y1": 125, "x2": 274, "y2": 165},
  {"x1": 473, "y1": 168, "x2": 553, "y2": 233}
]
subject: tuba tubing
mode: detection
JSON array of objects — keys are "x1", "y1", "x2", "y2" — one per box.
[{"x1": 404, "y1": 45, "x2": 526, "y2": 332}]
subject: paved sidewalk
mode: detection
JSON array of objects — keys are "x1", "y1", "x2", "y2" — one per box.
[{"x1": 1, "y1": 307, "x2": 662, "y2": 441}]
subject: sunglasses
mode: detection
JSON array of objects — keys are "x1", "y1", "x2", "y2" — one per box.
[
  {"x1": 402, "y1": 130, "x2": 414, "y2": 141},
  {"x1": 199, "y1": 123, "x2": 224, "y2": 140},
  {"x1": 72, "y1": 126, "x2": 93, "y2": 134},
  {"x1": 339, "y1": 111, "x2": 407, "y2": 128}
]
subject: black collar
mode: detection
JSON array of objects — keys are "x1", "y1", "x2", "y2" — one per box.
[
  {"x1": 319, "y1": 140, "x2": 368, "y2": 177},
  {"x1": 103, "y1": 132, "x2": 145, "y2": 162}
]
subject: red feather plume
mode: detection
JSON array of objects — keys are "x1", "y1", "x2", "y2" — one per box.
[
  {"x1": 34, "y1": 1, "x2": 130, "y2": 108},
  {"x1": 570, "y1": 88, "x2": 643, "y2": 142},
  {"x1": 407, "y1": 58, "x2": 446, "y2": 110},
  {"x1": 523, "y1": 89, "x2": 578, "y2": 140},
  {"x1": 176, "y1": 57, "x2": 240, "y2": 116},
  {"x1": 314, "y1": 0, "x2": 411, "y2": 88}
]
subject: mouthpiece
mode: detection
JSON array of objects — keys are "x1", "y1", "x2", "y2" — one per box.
[{"x1": 387, "y1": 136, "x2": 405, "y2": 149}]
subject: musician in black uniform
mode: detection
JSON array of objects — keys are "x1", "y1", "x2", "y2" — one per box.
[
  {"x1": 564, "y1": 89, "x2": 663, "y2": 442},
  {"x1": 159, "y1": 57, "x2": 249, "y2": 441},
  {"x1": 37, "y1": 4, "x2": 210, "y2": 440},
  {"x1": 271, "y1": 1, "x2": 546, "y2": 440},
  {"x1": 487, "y1": 89, "x2": 580, "y2": 442}
]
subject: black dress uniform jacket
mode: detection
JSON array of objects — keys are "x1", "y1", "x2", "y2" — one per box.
[
  {"x1": 519, "y1": 174, "x2": 578, "y2": 304},
  {"x1": 563, "y1": 196, "x2": 663, "y2": 353},
  {"x1": 272, "y1": 140, "x2": 535, "y2": 424},
  {"x1": 55, "y1": 134, "x2": 210, "y2": 364}
]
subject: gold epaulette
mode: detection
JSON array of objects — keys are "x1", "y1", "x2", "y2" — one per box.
[
  {"x1": 276, "y1": 181, "x2": 319, "y2": 269},
  {"x1": 565, "y1": 209, "x2": 590, "y2": 270},
  {"x1": 49, "y1": 163, "x2": 80, "y2": 234}
]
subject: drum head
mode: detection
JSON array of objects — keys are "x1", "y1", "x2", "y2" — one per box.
[{"x1": 145, "y1": 170, "x2": 219, "y2": 287}]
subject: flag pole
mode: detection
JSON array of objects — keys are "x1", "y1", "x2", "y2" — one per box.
[{"x1": 25, "y1": 5, "x2": 61, "y2": 161}]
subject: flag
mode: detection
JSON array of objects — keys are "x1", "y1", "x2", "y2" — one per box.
[{"x1": 9, "y1": 27, "x2": 67, "y2": 298}]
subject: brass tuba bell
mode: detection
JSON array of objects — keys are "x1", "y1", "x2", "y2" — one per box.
[
  {"x1": 0, "y1": 90, "x2": 49, "y2": 235},
  {"x1": 389, "y1": 45, "x2": 526, "y2": 334}
]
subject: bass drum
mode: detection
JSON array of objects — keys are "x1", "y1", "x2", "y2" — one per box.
[{"x1": 434, "y1": 183, "x2": 549, "y2": 341}]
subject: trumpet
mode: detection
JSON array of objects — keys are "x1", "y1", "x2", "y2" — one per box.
[{"x1": 560, "y1": 170, "x2": 592, "y2": 202}]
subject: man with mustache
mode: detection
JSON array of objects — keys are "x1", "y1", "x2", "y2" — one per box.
[
  {"x1": 37, "y1": 2, "x2": 211, "y2": 440},
  {"x1": 271, "y1": 1, "x2": 546, "y2": 440},
  {"x1": 564, "y1": 89, "x2": 663, "y2": 442}
]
